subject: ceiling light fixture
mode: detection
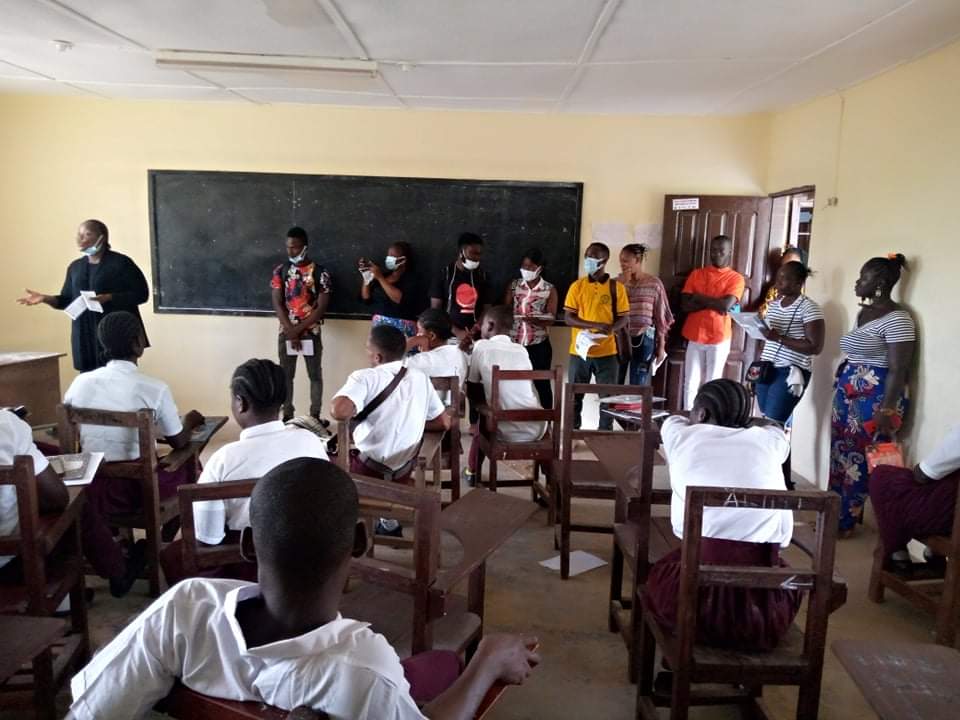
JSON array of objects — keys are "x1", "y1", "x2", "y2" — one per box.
[{"x1": 155, "y1": 50, "x2": 378, "y2": 76}]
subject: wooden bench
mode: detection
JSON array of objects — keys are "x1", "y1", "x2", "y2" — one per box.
[{"x1": 0, "y1": 615, "x2": 69, "y2": 720}]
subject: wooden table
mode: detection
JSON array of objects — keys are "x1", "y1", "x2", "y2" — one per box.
[
  {"x1": 160, "y1": 416, "x2": 228, "y2": 475},
  {"x1": 0, "y1": 352, "x2": 66, "y2": 427},
  {"x1": 0, "y1": 615, "x2": 67, "y2": 720},
  {"x1": 833, "y1": 639, "x2": 960, "y2": 719}
]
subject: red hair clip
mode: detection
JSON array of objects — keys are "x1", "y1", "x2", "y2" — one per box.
[{"x1": 887, "y1": 253, "x2": 898, "y2": 260}]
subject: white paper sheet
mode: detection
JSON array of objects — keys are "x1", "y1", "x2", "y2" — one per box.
[
  {"x1": 539, "y1": 551, "x2": 608, "y2": 577},
  {"x1": 591, "y1": 222, "x2": 630, "y2": 248},
  {"x1": 574, "y1": 331, "x2": 607, "y2": 361},
  {"x1": 633, "y1": 223, "x2": 663, "y2": 250},
  {"x1": 80, "y1": 290, "x2": 103, "y2": 313},
  {"x1": 652, "y1": 354, "x2": 666, "y2": 376},
  {"x1": 63, "y1": 291, "x2": 104, "y2": 320},
  {"x1": 731, "y1": 312, "x2": 768, "y2": 340},
  {"x1": 286, "y1": 338, "x2": 315, "y2": 356},
  {"x1": 48, "y1": 451, "x2": 104, "y2": 487}
]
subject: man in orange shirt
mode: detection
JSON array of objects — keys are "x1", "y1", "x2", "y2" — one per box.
[{"x1": 680, "y1": 235, "x2": 745, "y2": 409}]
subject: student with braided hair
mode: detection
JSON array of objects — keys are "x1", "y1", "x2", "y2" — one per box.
[
  {"x1": 159, "y1": 359, "x2": 328, "y2": 585},
  {"x1": 63, "y1": 311, "x2": 205, "y2": 597},
  {"x1": 644, "y1": 379, "x2": 800, "y2": 651}
]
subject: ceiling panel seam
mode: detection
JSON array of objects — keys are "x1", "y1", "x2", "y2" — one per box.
[
  {"x1": 41, "y1": 0, "x2": 148, "y2": 49},
  {"x1": 554, "y1": 0, "x2": 622, "y2": 112}
]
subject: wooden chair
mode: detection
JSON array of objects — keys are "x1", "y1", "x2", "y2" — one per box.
[
  {"x1": 160, "y1": 681, "x2": 327, "y2": 719},
  {"x1": 868, "y1": 479, "x2": 960, "y2": 648},
  {"x1": 473, "y1": 366, "x2": 560, "y2": 506},
  {"x1": 556, "y1": 381, "x2": 651, "y2": 579},
  {"x1": 178, "y1": 475, "x2": 534, "y2": 658},
  {"x1": 635, "y1": 486, "x2": 840, "y2": 720},
  {"x1": 58, "y1": 404, "x2": 171, "y2": 597},
  {"x1": 0, "y1": 456, "x2": 89, "y2": 719},
  {"x1": 419, "y1": 375, "x2": 462, "y2": 503}
]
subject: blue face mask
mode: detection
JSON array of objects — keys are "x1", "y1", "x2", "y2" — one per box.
[
  {"x1": 80, "y1": 238, "x2": 103, "y2": 256},
  {"x1": 584, "y1": 257, "x2": 605, "y2": 275},
  {"x1": 385, "y1": 256, "x2": 404, "y2": 271}
]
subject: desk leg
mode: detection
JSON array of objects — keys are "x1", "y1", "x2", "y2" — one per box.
[{"x1": 32, "y1": 647, "x2": 56, "y2": 720}]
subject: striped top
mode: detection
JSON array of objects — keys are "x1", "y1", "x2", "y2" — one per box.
[
  {"x1": 510, "y1": 277, "x2": 554, "y2": 346},
  {"x1": 760, "y1": 296, "x2": 824, "y2": 370},
  {"x1": 839, "y1": 309, "x2": 916, "y2": 368},
  {"x1": 616, "y1": 272, "x2": 675, "y2": 338}
]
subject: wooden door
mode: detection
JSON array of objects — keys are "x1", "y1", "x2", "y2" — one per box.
[{"x1": 654, "y1": 195, "x2": 773, "y2": 411}]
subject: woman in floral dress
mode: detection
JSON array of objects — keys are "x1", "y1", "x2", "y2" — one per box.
[{"x1": 830, "y1": 254, "x2": 915, "y2": 536}]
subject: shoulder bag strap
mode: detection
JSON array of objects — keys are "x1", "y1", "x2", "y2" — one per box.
[
  {"x1": 352, "y1": 367, "x2": 408, "y2": 428},
  {"x1": 609, "y1": 278, "x2": 620, "y2": 323},
  {"x1": 771, "y1": 297, "x2": 806, "y2": 364}
]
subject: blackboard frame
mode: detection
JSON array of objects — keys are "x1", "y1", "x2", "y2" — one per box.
[{"x1": 148, "y1": 169, "x2": 583, "y2": 320}]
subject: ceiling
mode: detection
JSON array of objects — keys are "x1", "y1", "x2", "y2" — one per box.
[{"x1": 1, "y1": 0, "x2": 959, "y2": 115}]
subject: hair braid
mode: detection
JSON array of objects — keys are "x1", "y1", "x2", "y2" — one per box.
[
  {"x1": 231, "y1": 359, "x2": 286, "y2": 412},
  {"x1": 694, "y1": 379, "x2": 752, "y2": 428}
]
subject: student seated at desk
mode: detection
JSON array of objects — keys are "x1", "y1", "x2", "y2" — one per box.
[
  {"x1": 871, "y1": 424, "x2": 960, "y2": 574},
  {"x1": 160, "y1": 359, "x2": 328, "y2": 585},
  {"x1": 330, "y1": 325, "x2": 450, "y2": 485},
  {"x1": 63, "y1": 311, "x2": 205, "y2": 598},
  {"x1": 68, "y1": 458, "x2": 540, "y2": 720},
  {"x1": 0, "y1": 409, "x2": 69, "y2": 578},
  {"x1": 406, "y1": 309, "x2": 469, "y2": 393},
  {"x1": 465, "y1": 306, "x2": 547, "y2": 485},
  {"x1": 645, "y1": 379, "x2": 800, "y2": 651}
]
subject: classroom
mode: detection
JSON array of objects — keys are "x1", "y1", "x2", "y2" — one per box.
[{"x1": 1, "y1": 2, "x2": 959, "y2": 719}]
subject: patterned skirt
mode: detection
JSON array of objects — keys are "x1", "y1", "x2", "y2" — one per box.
[{"x1": 372, "y1": 314, "x2": 417, "y2": 337}]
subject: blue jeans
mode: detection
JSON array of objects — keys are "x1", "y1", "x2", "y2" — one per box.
[
  {"x1": 755, "y1": 366, "x2": 810, "y2": 423},
  {"x1": 617, "y1": 330, "x2": 656, "y2": 386},
  {"x1": 567, "y1": 354, "x2": 620, "y2": 430}
]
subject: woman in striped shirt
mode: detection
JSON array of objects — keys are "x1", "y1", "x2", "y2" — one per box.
[
  {"x1": 504, "y1": 248, "x2": 558, "y2": 409},
  {"x1": 830, "y1": 254, "x2": 916, "y2": 536},
  {"x1": 616, "y1": 244, "x2": 674, "y2": 385},
  {"x1": 756, "y1": 262, "x2": 825, "y2": 423}
]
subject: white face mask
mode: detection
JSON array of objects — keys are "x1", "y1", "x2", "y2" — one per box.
[
  {"x1": 80, "y1": 237, "x2": 103, "y2": 256},
  {"x1": 520, "y1": 267, "x2": 541, "y2": 283},
  {"x1": 385, "y1": 255, "x2": 405, "y2": 271},
  {"x1": 289, "y1": 250, "x2": 307, "y2": 264},
  {"x1": 462, "y1": 255, "x2": 480, "y2": 270}
]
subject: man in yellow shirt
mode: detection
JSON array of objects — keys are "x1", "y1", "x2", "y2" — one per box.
[{"x1": 563, "y1": 243, "x2": 630, "y2": 429}]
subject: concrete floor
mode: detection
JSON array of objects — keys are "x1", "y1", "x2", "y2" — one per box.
[{"x1": 38, "y1": 435, "x2": 942, "y2": 719}]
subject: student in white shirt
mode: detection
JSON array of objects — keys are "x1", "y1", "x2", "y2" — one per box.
[
  {"x1": 330, "y1": 325, "x2": 450, "y2": 485},
  {"x1": 69, "y1": 457, "x2": 539, "y2": 720},
  {"x1": 406, "y1": 308, "x2": 469, "y2": 393},
  {"x1": 0, "y1": 409, "x2": 69, "y2": 574},
  {"x1": 159, "y1": 359, "x2": 328, "y2": 585},
  {"x1": 63, "y1": 311, "x2": 205, "y2": 597},
  {"x1": 644, "y1": 379, "x2": 801, "y2": 652},
  {"x1": 871, "y1": 423, "x2": 960, "y2": 574},
  {"x1": 465, "y1": 306, "x2": 547, "y2": 485}
]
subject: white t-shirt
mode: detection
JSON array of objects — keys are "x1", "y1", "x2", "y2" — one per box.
[
  {"x1": 68, "y1": 578, "x2": 426, "y2": 720},
  {"x1": 333, "y1": 361, "x2": 445, "y2": 470},
  {"x1": 63, "y1": 360, "x2": 183, "y2": 462},
  {"x1": 661, "y1": 416, "x2": 793, "y2": 547},
  {"x1": 193, "y1": 421, "x2": 329, "y2": 545},
  {"x1": 919, "y1": 424, "x2": 960, "y2": 481},
  {"x1": 0, "y1": 410, "x2": 51, "y2": 569},
  {"x1": 467, "y1": 335, "x2": 547, "y2": 443},
  {"x1": 405, "y1": 344, "x2": 468, "y2": 391}
]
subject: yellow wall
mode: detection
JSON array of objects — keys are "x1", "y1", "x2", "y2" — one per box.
[
  {"x1": 0, "y1": 95, "x2": 770, "y2": 435},
  {"x1": 767, "y1": 39, "x2": 960, "y2": 483}
]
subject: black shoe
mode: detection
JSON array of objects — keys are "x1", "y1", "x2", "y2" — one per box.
[
  {"x1": 109, "y1": 540, "x2": 147, "y2": 598},
  {"x1": 374, "y1": 520, "x2": 403, "y2": 538}
]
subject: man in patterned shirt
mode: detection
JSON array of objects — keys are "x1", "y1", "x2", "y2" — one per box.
[{"x1": 270, "y1": 226, "x2": 331, "y2": 421}]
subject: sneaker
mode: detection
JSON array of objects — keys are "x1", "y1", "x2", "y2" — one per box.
[
  {"x1": 375, "y1": 519, "x2": 403, "y2": 538},
  {"x1": 109, "y1": 540, "x2": 148, "y2": 598}
]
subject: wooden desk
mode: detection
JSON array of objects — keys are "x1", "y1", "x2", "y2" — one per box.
[
  {"x1": 0, "y1": 352, "x2": 66, "y2": 427},
  {"x1": 833, "y1": 639, "x2": 960, "y2": 720},
  {"x1": 584, "y1": 434, "x2": 669, "y2": 503},
  {"x1": 160, "y1": 416, "x2": 228, "y2": 473},
  {"x1": 0, "y1": 615, "x2": 67, "y2": 720}
]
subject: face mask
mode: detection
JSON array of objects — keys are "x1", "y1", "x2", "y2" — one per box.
[
  {"x1": 289, "y1": 250, "x2": 307, "y2": 264},
  {"x1": 385, "y1": 256, "x2": 404, "y2": 271},
  {"x1": 584, "y1": 257, "x2": 605, "y2": 275},
  {"x1": 520, "y1": 267, "x2": 541, "y2": 283},
  {"x1": 81, "y1": 237, "x2": 103, "y2": 256},
  {"x1": 462, "y1": 254, "x2": 480, "y2": 271}
]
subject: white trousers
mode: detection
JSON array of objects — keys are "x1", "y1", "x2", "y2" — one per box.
[{"x1": 683, "y1": 338, "x2": 731, "y2": 410}]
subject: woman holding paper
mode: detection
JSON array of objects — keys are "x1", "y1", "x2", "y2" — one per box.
[
  {"x1": 616, "y1": 243, "x2": 674, "y2": 386},
  {"x1": 17, "y1": 219, "x2": 149, "y2": 371}
]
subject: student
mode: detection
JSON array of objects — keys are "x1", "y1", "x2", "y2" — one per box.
[
  {"x1": 63, "y1": 311, "x2": 205, "y2": 597},
  {"x1": 503, "y1": 248, "x2": 558, "y2": 410},
  {"x1": 871, "y1": 424, "x2": 960, "y2": 574},
  {"x1": 68, "y1": 458, "x2": 540, "y2": 719},
  {"x1": 465, "y1": 306, "x2": 547, "y2": 485},
  {"x1": 679, "y1": 234, "x2": 745, "y2": 410},
  {"x1": 0, "y1": 409, "x2": 69, "y2": 574},
  {"x1": 645, "y1": 380, "x2": 799, "y2": 651},
  {"x1": 359, "y1": 241, "x2": 420, "y2": 338},
  {"x1": 405, "y1": 308, "x2": 469, "y2": 393},
  {"x1": 563, "y1": 242, "x2": 629, "y2": 430},
  {"x1": 429, "y1": 232, "x2": 491, "y2": 345},
  {"x1": 330, "y1": 325, "x2": 450, "y2": 485},
  {"x1": 18, "y1": 219, "x2": 150, "y2": 372},
  {"x1": 159, "y1": 359, "x2": 328, "y2": 585},
  {"x1": 271, "y1": 226, "x2": 331, "y2": 422}
]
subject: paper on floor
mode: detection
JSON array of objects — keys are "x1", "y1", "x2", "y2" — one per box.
[{"x1": 539, "y1": 550, "x2": 608, "y2": 577}]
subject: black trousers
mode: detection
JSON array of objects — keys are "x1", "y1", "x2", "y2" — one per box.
[{"x1": 524, "y1": 340, "x2": 554, "y2": 410}]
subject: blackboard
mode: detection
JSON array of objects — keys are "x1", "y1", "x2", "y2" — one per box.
[{"x1": 148, "y1": 170, "x2": 583, "y2": 319}]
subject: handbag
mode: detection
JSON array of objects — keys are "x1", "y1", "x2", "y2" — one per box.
[
  {"x1": 866, "y1": 441, "x2": 905, "y2": 474},
  {"x1": 609, "y1": 279, "x2": 631, "y2": 365},
  {"x1": 745, "y1": 297, "x2": 805, "y2": 385}
]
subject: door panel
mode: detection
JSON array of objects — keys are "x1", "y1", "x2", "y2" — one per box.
[{"x1": 655, "y1": 194, "x2": 773, "y2": 411}]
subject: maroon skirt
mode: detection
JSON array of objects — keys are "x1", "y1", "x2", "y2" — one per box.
[
  {"x1": 643, "y1": 537, "x2": 802, "y2": 651},
  {"x1": 869, "y1": 465, "x2": 959, "y2": 554}
]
